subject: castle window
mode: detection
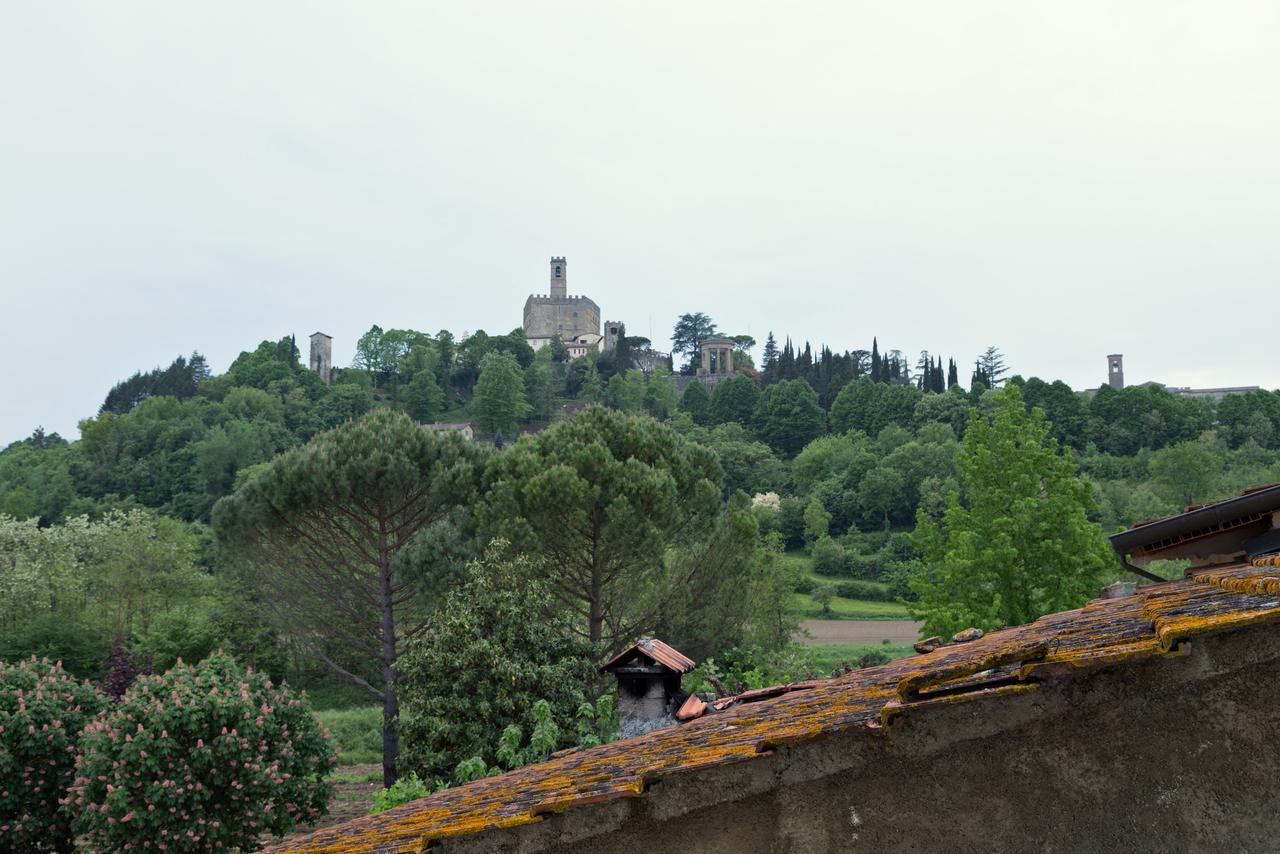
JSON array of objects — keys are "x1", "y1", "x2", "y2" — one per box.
[{"x1": 555, "y1": 266, "x2": 561, "y2": 277}]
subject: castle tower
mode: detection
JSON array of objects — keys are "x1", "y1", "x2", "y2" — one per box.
[
  {"x1": 1107, "y1": 354, "x2": 1124, "y2": 391},
  {"x1": 603, "y1": 321, "x2": 623, "y2": 353},
  {"x1": 550, "y1": 256, "x2": 567, "y2": 298},
  {"x1": 310, "y1": 332, "x2": 333, "y2": 385}
]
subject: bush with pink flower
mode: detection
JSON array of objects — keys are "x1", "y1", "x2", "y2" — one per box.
[
  {"x1": 68, "y1": 651, "x2": 335, "y2": 851},
  {"x1": 0, "y1": 656, "x2": 105, "y2": 852}
]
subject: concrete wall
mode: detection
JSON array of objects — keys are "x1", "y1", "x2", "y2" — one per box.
[{"x1": 439, "y1": 627, "x2": 1280, "y2": 853}]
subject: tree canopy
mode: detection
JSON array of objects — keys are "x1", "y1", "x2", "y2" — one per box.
[
  {"x1": 478, "y1": 407, "x2": 724, "y2": 655},
  {"x1": 909, "y1": 386, "x2": 1114, "y2": 637},
  {"x1": 212, "y1": 408, "x2": 484, "y2": 785}
]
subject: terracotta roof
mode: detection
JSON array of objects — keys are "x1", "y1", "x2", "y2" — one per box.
[
  {"x1": 600, "y1": 638, "x2": 696, "y2": 675},
  {"x1": 273, "y1": 562, "x2": 1280, "y2": 853}
]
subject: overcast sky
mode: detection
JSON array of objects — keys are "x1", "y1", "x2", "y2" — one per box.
[{"x1": 2, "y1": 2, "x2": 1278, "y2": 443}]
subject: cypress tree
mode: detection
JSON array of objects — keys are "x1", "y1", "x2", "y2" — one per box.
[
  {"x1": 761, "y1": 332, "x2": 780, "y2": 381},
  {"x1": 948, "y1": 358, "x2": 960, "y2": 389},
  {"x1": 871, "y1": 338, "x2": 881, "y2": 384}
]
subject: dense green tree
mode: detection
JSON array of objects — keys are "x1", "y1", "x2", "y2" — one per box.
[
  {"x1": 829, "y1": 378, "x2": 921, "y2": 437},
  {"x1": 670, "y1": 312, "x2": 719, "y2": 366},
  {"x1": 523, "y1": 348, "x2": 555, "y2": 421},
  {"x1": 315, "y1": 383, "x2": 375, "y2": 429},
  {"x1": 710, "y1": 374, "x2": 760, "y2": 425},
  {"x1": 642, "y1": 369, "x2": 679, "y2": 420},
  {"x1": 478, "y1": 407, "x2": 723, "y2": 655},
  {"x1": 397, "y1": 544, "x2": 595, "y2": 782},
  {"x1": 606, "y1": 369, "x2": 646, "y2": 413},
  {"x1": 213, "y1": 409, "x2": 484, "y2": 786},
  {"x1": 472, "y1": 351, "x2": 532, "y2": 436},
  {"x1": 1148, "y1": 440, "x2": 1222, "y2": 506},
  {"x1": 803, "y1": 496, "x2": 832, "y2": 543},
  {"x1": 679, "y1": 379, "x2": 713, "y2": 425},
  {"x1": 910, "y1": 387, "x2": 1114, "y2": 637},
  {"x1": 405, "y1": 369, "x2": 445, "y2": 424},
  {"x1": 753, "y1": 379, "x2": 825, "y2": 457}
]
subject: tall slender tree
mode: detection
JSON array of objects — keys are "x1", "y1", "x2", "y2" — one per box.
[{"x1": 212, "y1": 409, "x2": 484, "y2": 786}]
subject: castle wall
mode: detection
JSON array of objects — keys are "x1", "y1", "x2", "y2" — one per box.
[{"x1": 523, "y1": 295, "x2": 601, "y2": 342}]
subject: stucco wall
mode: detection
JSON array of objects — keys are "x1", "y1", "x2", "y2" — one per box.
[{"x1": 438, "y1": 626, "x2": 1280, "y2": 853}]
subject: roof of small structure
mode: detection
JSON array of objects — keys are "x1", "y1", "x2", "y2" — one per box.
[
  {"x1": 422, "y1": 423, "x2": 474, "y2": 432},
  {"x1": 1110, "y1": 482, "x2": 1280, "y2": 559},
  {"x1": 273, "y1": 560, "x2": 1280, "y2": 853},
  {"x1": 600, "y1": 638, "x2": 696, "y2": 675}
]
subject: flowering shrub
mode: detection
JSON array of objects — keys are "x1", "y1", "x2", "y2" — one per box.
[
  {"x1": 69, "y1": 652, "x2": 335, "y2": 851},
  {"x1": 0, "y1": 657, "x2": 104, "y2": 852}
]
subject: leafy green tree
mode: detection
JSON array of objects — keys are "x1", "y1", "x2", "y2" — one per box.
[
  {"x1": 397, "y1": 544, "x2": 594, "y2": 781},
  {"x1": 753, "y1": 379, "x2": 825, "y2": 457},
  {"x1": 710, "y1": 374, "x2": 760, "y2": 425},
  {"x1": 606, "y1": 369, "x2": 646, "y2": 413},
  {"x1": 404, "y1": 369, "x2": 445, "y2": 424},
  {"x1": 830, "y1": 378, "x2": 921, "y2": 437},
  {"x1": 479, "y1": 407, "x2": 722, "y2": 654},
  {"x1": 1148, "y1": 441, "x2": 1222, "y2": 506},
  {"x1": 642, "y1": 369, "x2": 679, "y2": 419},
  {"x1": 213, "y1": 409, "x2": 483, "y2": 786},
  {"x1": 679, "y1": 379, "x2": 713, "y2": 425},
  {"x1": 702, "y1": 425, "x2": 790, "y2": 497},
  {"x1": 472, "y1": 351, "x2": 532, "y2": 436},
  {"x1": 803, "y1": 496, "x2": 832, "y2": 543},
  {"x1": 670, "y1": 312, "x2": 718, "y2": 370},
  {"x1": 910, "y1": 387, "x2": 1113, "y2": 637},
  {"x1": 315, "y1": 383, "x2": 375, "y2": 429},
  {"x1": 523, "y1": 348, "x2": 555, "y2": 420}
]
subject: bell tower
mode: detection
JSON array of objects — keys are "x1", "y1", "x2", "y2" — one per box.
[
  {"x1": 1108, "y1": 354, "x2": 1124, "y2": 390},
  {"x1": 550, "y1": 256, "x2": 567, "y2": 298}
]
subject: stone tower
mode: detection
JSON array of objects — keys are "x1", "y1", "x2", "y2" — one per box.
[
  {"x1": 1107, "y1": 354, "x2": 1124, "y2": 391},
  {"x1": 310, "y1": 332, "x2": 333, "y2": 386},
  {"x1": 603, "y1": 320, "x2": 623, "y2": 353},
  {"x1": 550, "y1": 256, "x2": 567, "y2": 298}
]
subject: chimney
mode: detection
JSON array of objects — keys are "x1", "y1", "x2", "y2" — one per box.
[{"x1": 600, "y1": 638, "x2": 695, "y2": 738}]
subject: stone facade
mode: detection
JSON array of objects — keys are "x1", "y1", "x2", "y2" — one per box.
[
  {"x1": 309, "y1": 332, "x2": 332, "y2": 385},
  {"x1": 524, "y1": 257, "x2": 601, "y2": 348},
  {"x1": 1108, "y1": 353, "x2": 1124, "y2": 390}
]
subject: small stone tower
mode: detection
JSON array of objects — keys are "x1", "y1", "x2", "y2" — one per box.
[
  {"x1": 1107, "y1": 354, "x2": 1124, "y2": 391},
  {"x1": 310, "y1": 332, "x2": 333, "y2": 386},
  {"x1": 603, "y1": 320, "x2": 623, "y2": 353},
  {"x1": 550, "y1": 256, "x2": 567, "y2": 298}
]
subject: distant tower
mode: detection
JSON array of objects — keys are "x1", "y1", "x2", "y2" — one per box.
[
  {"x1": 1107, "y1": 354, "x2": 1124, "y2": 390},
  {"x1": 550, "y1": 256, "x2": 567, "y2": 298},
  {"x1": 603, "y1": 321, "x2": 623, "y2": 353},
  {"x1": 310, "y1": 332, "x2": 333, "y2": 385}
]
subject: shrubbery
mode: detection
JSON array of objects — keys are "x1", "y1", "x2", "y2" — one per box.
[
  {"x1": 811, "y1": 535, "x2": 847, "y2": 576},
  {"x1": 0, "y1": 657, "x2": 104, "y2": 852},
  {"x1": 68, "y1": 652, "x2": 335, "y2": 851},
  {"x1": 832, "y1": 579, "x2": 895, "y2": 602}
]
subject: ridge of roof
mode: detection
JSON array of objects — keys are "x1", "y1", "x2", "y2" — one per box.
[{"x1": 275, "y1": 563, "x2": 1280, "y2": 853}]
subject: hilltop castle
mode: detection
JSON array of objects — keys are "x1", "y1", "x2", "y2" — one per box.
[{"x1": 523, "y1": 257, "x2": 622, "y2": 358}]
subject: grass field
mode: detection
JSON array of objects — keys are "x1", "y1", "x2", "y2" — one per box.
[
  {"x1": 781, "y1": 549, "x2": 912, "y2": 620},
  {"x1": 316, "y1": 706, "x2": 383, "y2": 766}
]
